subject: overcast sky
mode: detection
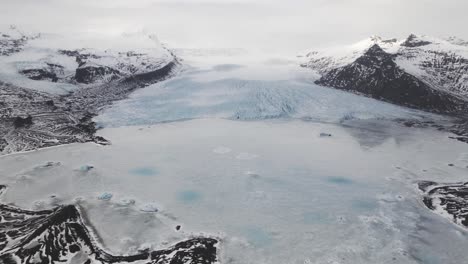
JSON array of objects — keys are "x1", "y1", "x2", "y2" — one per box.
[{"x1": 1, "y1": 0, "x2": 467, "y2": 54}]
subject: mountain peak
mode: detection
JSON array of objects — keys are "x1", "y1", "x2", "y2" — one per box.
[
  {"x1": 365, "y1": 44, "x2": 387, "y2": 56},
  {"x1": 401, "y1": 34, "x2": 432, "y2": 47}
]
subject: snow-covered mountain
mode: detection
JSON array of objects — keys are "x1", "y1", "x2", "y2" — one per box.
[
  {"x1": 0, "y1": 27, "x2": 179, "y2": 154},
  {"x1": 301, "y1": 34, "x2": 468, "y2": 115}
]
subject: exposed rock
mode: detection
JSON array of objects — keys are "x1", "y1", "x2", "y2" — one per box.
[
  {"x1": 0, "y1": 28, "x2": 179, "y2": 155},
  {"x1": 13, "y1": 115, "x2": 32, "y2": 128},
  {"x1": 419, "y1": 181, "x2": 468, "y2": 227},
  {"x1": 21, "y1": 69, "x2": 58, "y2": 82},
  {"x1": 20, "y1": 63, "x2": 65, "y2": 82},
  {"x1": 401, "y1": 34, "x2": 432, "y2": 47},
  {"x1": 0, "y1": 26, "x2": 29, "y2": 56},
  {"x1": 75, "y1": 66, "x2": 121, "y2": 84},
  {"x1": 315, "y1": 44, "x2": 468, "y2": 115},
  {"x1": 0, "y1": 185, "x2": 218, "y2": 264},
  {"x1": 0, "y1": 58, "x2": 178, "y2": 154},
  {"x1": 304, "y1": 34, "x2": 468, "y2": 101}
]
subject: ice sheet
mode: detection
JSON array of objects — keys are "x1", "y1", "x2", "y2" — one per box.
[
  {"x1": 1, "y1": 119, "x2": 468, "y2": 263},
  {"x1": 95, "y1": 61, "x2": 435, "y2": 128}
]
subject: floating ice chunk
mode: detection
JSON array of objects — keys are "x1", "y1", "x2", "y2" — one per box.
[
  {"x1": 35, "y1": 161, "x2": 61, "y2": 169},
  {"x1": 319, "y1": 132, "x2": 332, "y2": 137},
  {"x1": 118, "y1": 198, "x2": 136, "y2": 206},
  {"x1": 139, "y1": 203, "x2": 159, "y2": 213},
  {"x1": 377, "y1": 193, "x2": 405, "y2": 203},
  {"x1": 78, "y1": 165, "x2": 94, "y2": 172},
  {"x1": 48, "y1": 195, "x2": 61, "y2": 206},
  {"x1": 245, "y1": 171, "x2": 260, "y2": 178},
  {"x1": 213, "y1": 146, "x2": 232, "y2": 154},
  {"x1": 236, "y1": 153, "x2": 258, "y2": 160},
  {"x1": 74, "y1": 197, "x2": 84, "y2": 203},
  {"x1": 98, "y1": 192, "x2": 113, "y2": 201}
]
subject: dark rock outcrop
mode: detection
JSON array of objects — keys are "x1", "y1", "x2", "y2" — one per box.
[
  {"x1": 401, "y1": 34, "x2": 432, "y2": 47},
  {"x1": 20, "y1": 63, "x2": 65, "y2": 82},
  {"x1": 75, "y1": 66, "x2": 121, "y2": 84},
  {"x1": 0, "y1": 185, "x2": 218, "y2": 264},
  {"x1": 13, "y1": 115, "x2": 32, "y2": 128},
  {"x1": 21, "y1": 68, "x2": 58, "y2": 82},
  {"x1": 419, "y1": 181, "x2": 468, "y2": 227},
  {"x1": 0, "y1": 28, "x2": 180, "y2": 154},
  {"x1": 0, "y1": 58, "x2": 179, "y2": 154},
  {"x1": 315, "y1": 44, "x2": 468, "y2": 115}
]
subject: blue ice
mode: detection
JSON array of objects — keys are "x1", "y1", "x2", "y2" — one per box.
[
  {"x1": 326, "y1": 176, "x2": 354, "y2": 185},
  {"x1": 129, "y1": 167, "x2": 158, "y2": 176},
  {"x1": 244, "y1": 227, "x2": 272, "y2": 247},
  {"x1": 303, "y1": 212, "x2": 332, "y2": 225},
  {"x1": 177, "y1": 190, "x2": 201, "y2": 203},
  {"x1": 351, "y1": 199, "x2": 378, "y2": 211}
]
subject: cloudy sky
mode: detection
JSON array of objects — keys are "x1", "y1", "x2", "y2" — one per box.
[{"x1": 1, "y1": 0, "x2": 467, "y2": 53}]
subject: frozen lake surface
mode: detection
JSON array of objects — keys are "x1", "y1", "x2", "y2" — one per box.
[{"x1": 1, "y1": 53, "x2": 468, "y2": 264}]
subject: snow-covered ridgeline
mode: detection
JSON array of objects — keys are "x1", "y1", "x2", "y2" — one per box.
[
  {"x1": 301, "y1": 34, "x2": 468, "y2": 98},
  {"x1": 0, "y1": 26, "x2": 180, "y2": 154}
]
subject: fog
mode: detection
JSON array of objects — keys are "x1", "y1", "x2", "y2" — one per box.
[{"x1": 1, "y1": 0, "x2": 467, "y2": 56}]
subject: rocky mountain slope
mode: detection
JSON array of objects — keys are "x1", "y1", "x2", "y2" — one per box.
[
  {"x1": 301, "y1": 34, "x2": 468, "y2": 141},
  {"x1": 303, "y1": 35, "x2": 468, "y2": 230},
  {"x1": 0, "y1": 27, "x2": 180, "y2": 154},
  {"x1": 301, "y1": 35, "x2": 468, "y2": 111},
  {"x1": 315, "y1": 44, "x2": 468, "y2": 115}
]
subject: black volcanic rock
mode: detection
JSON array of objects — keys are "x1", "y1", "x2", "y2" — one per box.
[
  {"x1": 13, "y1": 115, "x2": 32, "y2": 128},
  {"x1": 0, "y1": 58, "x2": 179, "y2": 154},
  {"x1": 0, "y1": 185, "x2": 218, "y2": 264},
  {"x1": 419, "y1": 181, "x2": 468, "y2": 227},
  {"x1": 21, "y1": 68, "x2": 59, "y2": 82},
  {"x1": 75, "y1": 66, "x2": 121, "y2": 84},
  {"x1": 401, "y1": 34, "x2": 432, "y2": 47},
  {"x1": 315, "y1": 44, "x2": 468, "y2": 115}
]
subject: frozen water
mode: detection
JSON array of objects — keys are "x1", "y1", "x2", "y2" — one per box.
[
  {"x1": 213, "y1": 146, "x2": 232, "y2": 154},
  {"x1": 177, "y1": 190, "x2": 202, "y2": 203},
  {"x1": 1, "y1": 53, "x2": 468, "y2": 263},
  {"x1": 129, "y1": 167, "x2": 158, "y2": 177},
  {"x1": 1, "y1": 119, "x2": 468, "y2": 263}
]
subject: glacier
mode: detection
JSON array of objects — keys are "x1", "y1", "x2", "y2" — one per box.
[
  {"x1": 1, "y1": 50, "x2": 468, "y2": 264},
  {"x1": 95, "y1": 55, "x2": 436, "y2": 127}
]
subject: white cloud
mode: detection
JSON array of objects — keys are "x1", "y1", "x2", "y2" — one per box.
[{"x1": 1, "y1": 0, "x2": 467, "y2": 53}]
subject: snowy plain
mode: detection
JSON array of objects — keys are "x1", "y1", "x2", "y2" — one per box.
[{"x1": 1, "y1": 51, "x2": 468, "y2": 264}]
